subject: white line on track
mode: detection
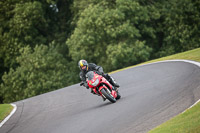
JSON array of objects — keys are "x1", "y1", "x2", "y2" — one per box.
[{"x1": 0, "y1": 104, "x2": 17, "y2": 128}]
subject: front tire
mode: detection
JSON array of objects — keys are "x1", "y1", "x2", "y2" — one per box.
[{"x1": 101, "y1": 88, "x2": 116, "y2": 103}]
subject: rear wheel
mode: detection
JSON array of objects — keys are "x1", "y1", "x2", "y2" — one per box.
[
  {"x1": 101, "y1": 88, "x2": 116, "y2": 103},
  {"x1": 116, "y1": 91, "x2": 121, "y2": 100}
]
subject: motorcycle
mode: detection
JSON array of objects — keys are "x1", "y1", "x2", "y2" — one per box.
[{"x1": 82, "y1": 71, "x2": 121, "y2": 103}]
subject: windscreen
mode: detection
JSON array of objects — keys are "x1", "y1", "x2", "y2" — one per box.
[{"x1": 86, "y1": 71, "x2": 94, "y2": 80}]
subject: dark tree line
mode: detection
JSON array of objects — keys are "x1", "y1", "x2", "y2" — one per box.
[{"x1": 0, "y1": 0, "x2": 199, "y2": 103}]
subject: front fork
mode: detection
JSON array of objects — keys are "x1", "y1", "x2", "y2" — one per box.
[{"x1": 99, "y1": 85, "x2": 112, "y2": 99}]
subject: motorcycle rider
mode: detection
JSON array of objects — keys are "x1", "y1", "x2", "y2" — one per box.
[{"x1": 78, "y1": 59, "x2": 119, "y2": 95}]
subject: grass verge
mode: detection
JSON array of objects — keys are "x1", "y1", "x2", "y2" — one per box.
[
  {"x1": 149, "y1": 102, "x2": 200, "y2": 133},
  {"x1": 0, "y1": 104, "x2": 13, "y2": 123},
  {"x1": 141, "y1": 47, "x2": 200, "y2": 64},
  {"x1": 110, "y1": 47, "x2": 200, "y2": 74}
]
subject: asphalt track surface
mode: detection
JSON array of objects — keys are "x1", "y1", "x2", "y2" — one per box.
[{"x1": 1, "y1": 61, "x2": 200, "y2": 133}]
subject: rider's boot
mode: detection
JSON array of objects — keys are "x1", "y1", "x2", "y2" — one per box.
[
  {"x1": 103, "y1": 74, "x2": 120, "y2": 88},
  {"x1": 109, "y1": 76, "x2": 120, "y2": 88}
]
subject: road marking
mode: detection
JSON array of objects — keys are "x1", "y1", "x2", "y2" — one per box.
[
  {"x1": 134, "y1": 59, "x2": 200, "y2": 69},
  {"x1": 0, "y1": 104, "x2": 17, "y2": 128}
]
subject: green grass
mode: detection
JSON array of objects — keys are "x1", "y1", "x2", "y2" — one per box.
[
  {"x1": 149, "y1": 102, "x2": 200, "y2": 133},
  {"x1": 110, "y1": 48, "x2": 200, "y2": 74},
  {"x1": 141, "y1": 47, "x2": 200, "y2": 64},
  {"x1": 0, "y1": 104, "x2": 13, "y2": 122}
]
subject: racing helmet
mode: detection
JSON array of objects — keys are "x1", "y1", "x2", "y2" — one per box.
[{"x1": 78, "y1": 59, "x2": 88, "y2": 72}]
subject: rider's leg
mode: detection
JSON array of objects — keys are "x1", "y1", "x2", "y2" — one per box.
[{"x1": 103, "y1": 74, "x2": 120, "y2": 88}]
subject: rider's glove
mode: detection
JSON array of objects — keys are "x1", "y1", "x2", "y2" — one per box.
[
  {"x1": 80, "y1": 82, "x2": 84, "y2": 86},
  {"x1": 80, "y1": 81, "x2": 89, "y2": 89}
]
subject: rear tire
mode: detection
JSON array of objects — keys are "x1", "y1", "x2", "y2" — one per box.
[
  {"x1": 101, "y1": 88, "x2": 116, "y2": 103},
  {"x1": 116, "y1": 91, "x2": 121, "y2": 100}
]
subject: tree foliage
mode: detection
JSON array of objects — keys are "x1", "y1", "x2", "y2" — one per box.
[
  {"x1": 0, "y1": 0, "x2": 199, "y2": 103},
  {"x1": 67, "y1": 0, "x2": 154, "y2": 71},
  {"x1": 155, "y1": 0, "x2": 200, "y2": 56},
  {"x1": 1, "y1": 44, "x2": 71, "y2": 103},
  {"x1": 0, "y1": 1, "x2": 48, "y2": 68}
]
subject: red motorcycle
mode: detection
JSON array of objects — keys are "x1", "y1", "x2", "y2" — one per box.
[{"x1": 85, "y1": 71, "x2": 121, "y2": 103}]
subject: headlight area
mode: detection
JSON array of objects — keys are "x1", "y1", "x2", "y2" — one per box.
[{"x1": 92, "y1": 79, "x2": 99, "y2": 86}]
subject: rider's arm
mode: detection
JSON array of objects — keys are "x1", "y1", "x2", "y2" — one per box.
[
  {"x1": 89, "y1": 63, "x2": 104, "y2": 74},
  {"x1": 79, "y1": 72, "x2": 89, "y2": 89},
  {"x1": 97, "y1": 67, "x2": 104, "y2": 74},
  {"x1": 79, "y1": 71, "x2": 86, "y2": 81}
]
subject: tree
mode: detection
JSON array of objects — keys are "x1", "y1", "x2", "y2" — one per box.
[
  {"x1": 1, "y1": 44, "x2": 71, "y2": 103},
  {"x1": 0, "y1": 0, "x2": 73, "y2": 89},
  {"x1": 106, "y1": 41, "x2": 151, "y2": 70},
  {"x1": 67, "y1": 0, "x2": 153, "y2": 72},
  {"x1": 155, "y1": 0, "x2": 200, "y2": 56},
  {"x1": 0, "y1": 1, "x2": 49, "y2": 68}
]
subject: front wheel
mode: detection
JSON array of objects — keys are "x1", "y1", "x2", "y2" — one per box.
[{"x1": 101, "y1": 88, "x2": 116, "y2": 103}]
